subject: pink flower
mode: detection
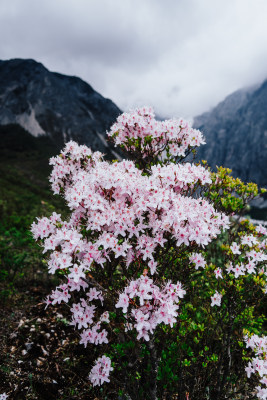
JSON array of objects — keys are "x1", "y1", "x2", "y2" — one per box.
[
  {"x1": 214, "y1": 268, "x2": 223, "y2": 279},
  {"x1": 230, "y1": 242, "x2": 241, "y2": 255},
  {"x1": 211, "y1": 291, "x2": 222, "y2": 307},
  {"x1": 115, "y1": 293, "x2": 129, "y2": 314},
  {"x1": 68, "y1": 264, "x2": 86, "y2": 283},
  {"x1": 100, "y1": 311, "x2": 110, "y2": 323},
  {"x1": 246, "y1": 261, "x2": 257, "y2": 274},
  {"x1": 135, "y1": 311, "x2": 150, "y2": 332},
  {"x1": 148, "y1": 259, "x2": 158, "y2": 275},
  {"x1": 245, "y1": 362, "x2": 255, "y2": 378},
  {"x1": 241, "y1": 235, "x2": 258, "y2": 247},
  {"x1": 233, "y1": 264, "x2": 245, "y2": 279},
  {"x1": 189, "y1": 253, "x2": 206, "y2": 269},
  {"x1": 89, "y1": 355, "x2": 113, "y2": 386}
]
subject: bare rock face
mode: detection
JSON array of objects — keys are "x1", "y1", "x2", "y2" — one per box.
[
  {"x1": 194, "y1": 81, "x2": 267, "y2": 189},
  {"x1": 0, "y1": 58, "x2": 121, "y2": 156}
]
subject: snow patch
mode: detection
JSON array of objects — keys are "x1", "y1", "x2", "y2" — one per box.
[{"x1": 16, "y1": 106, "x2": 46, "y2": 137}]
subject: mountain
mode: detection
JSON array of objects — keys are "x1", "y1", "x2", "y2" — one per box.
[
  {"x1": 0, "y1": 58, "x2": 121, "y2": 157},
  {"x1": 193, "y1": 81, "x2": 267, "y2": 190}
]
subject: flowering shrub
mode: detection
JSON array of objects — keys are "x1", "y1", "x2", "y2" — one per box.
[
  {"x1": 32, "y1": 107, "x2": 266, "y2": 399},
  {"x1": 245, "y1": 334, "x2": 267, "y2": 399}
]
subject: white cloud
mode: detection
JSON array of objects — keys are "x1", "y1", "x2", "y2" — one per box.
[{"x1": 1, "y1": 0, "x2": 267, "y2": 117}]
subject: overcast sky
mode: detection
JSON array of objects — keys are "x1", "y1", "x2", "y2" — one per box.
[{"x1": 1, "y1": 0, "x2": 267, "y2": 118}]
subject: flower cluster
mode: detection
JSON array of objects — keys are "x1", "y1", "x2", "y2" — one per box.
[
  {"x1": 108, "y1": 106, "x2": 205, "y2": 160},
  {"x1": 116, "y1": 276, "x2": 186, "y2": 341},
  {"x1": 38, "y1": 142, "x2": 229, "y2": 255},
  {"x1": 189, "y1": 253, "x2": 206, "y2": 269},
  {"x1": 89, "y1": 355, "x2": 113, "y2": 386},
  {"x1": 226, "y1": 231, "x2": 267, "y2": 281},
  {"x1": 245, "y1": 334, "x2": 267, "y2": 399}
]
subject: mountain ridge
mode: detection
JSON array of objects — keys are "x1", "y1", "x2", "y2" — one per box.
[{"x1": 0, "y1": 58, "x2": 121, "y2": 157}]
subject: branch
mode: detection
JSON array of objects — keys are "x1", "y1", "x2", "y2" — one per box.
[
  {"x1": 81, "y1": 276, "x2": 108, "y2": 294},
  {"x1": 147, "y1": 338, "x2": 159, "y2": 400}
]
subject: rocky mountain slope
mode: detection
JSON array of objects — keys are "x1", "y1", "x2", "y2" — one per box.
[
  {"x1": 0, "y1": 58, "x2": 121, "y2": 157},
  {"x1": 194, "y1": 81, "x2": 267, "y2": 189}
]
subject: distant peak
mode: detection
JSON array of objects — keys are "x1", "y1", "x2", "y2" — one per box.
[{"x1": 0, "y1": 58, "x2": 47, "y2": 70}]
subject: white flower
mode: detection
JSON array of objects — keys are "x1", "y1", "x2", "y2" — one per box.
[{"x1": 211, "y1": 291, "x2": 222, "y2": 307}]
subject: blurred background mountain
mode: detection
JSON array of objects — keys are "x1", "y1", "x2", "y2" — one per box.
[
  {"x1": 194, "y1": 82, "x2": 267, "y2": 189},
  {"x1": 0, "y1": 58, "x2": 121, "y2": 155}
]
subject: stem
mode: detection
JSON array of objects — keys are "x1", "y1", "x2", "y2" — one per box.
[
  {"x1": 220, "y1": 305, "x2": 235, "y2": 396},
  {"x1": 148, "y1": 338, "x2": 159, "y2": 400},
  {"x1": 214, "y1": 299, "x2": 234, "y2": 399}
]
